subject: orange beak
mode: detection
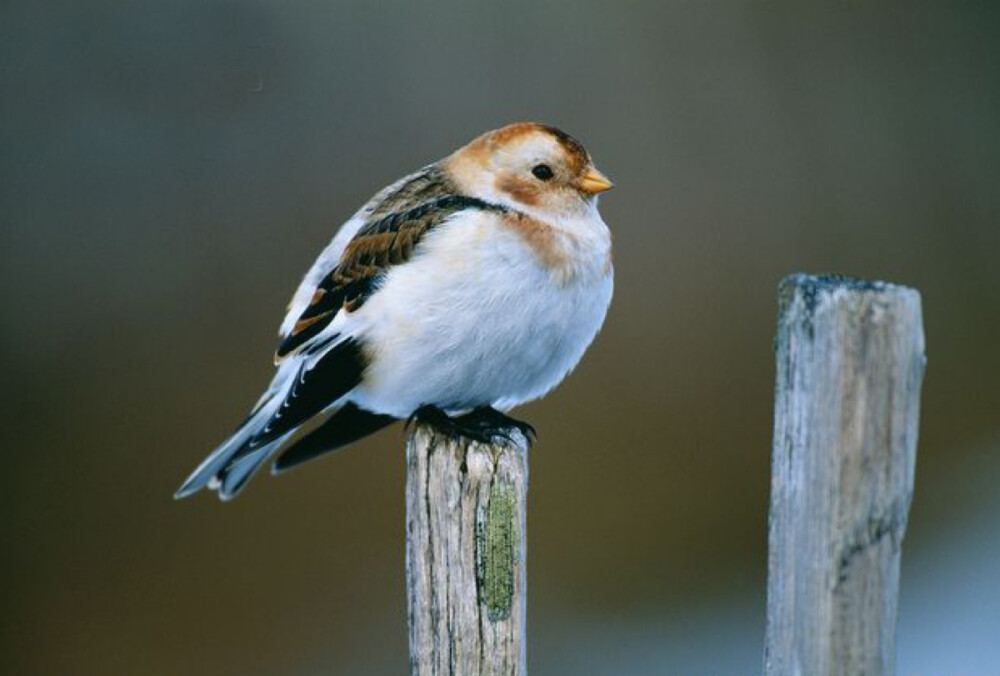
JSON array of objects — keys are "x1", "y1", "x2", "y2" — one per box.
[{"x1": 578, "y1": 166, "x2": 615, "y2": 195}]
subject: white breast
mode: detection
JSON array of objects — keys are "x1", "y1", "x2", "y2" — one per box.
[{"x1": 347, "y1": 208, "x2": 613, "y2": 417}]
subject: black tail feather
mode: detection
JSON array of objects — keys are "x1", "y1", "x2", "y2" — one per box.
[{"x1": 274, "y1": 403, "x2": 397, "y2": 473}]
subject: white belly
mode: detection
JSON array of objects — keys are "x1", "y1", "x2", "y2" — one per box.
[{"x1": 347, "y1": 213, "x2": 613, "y2": 417}]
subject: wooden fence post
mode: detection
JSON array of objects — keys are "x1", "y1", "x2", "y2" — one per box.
[
  {"x1": 406, "y1": 424, "x2": 529, "y2": 676},
  {"x1": 764, "y1": 274, "x2": 926, "y2": 676}
]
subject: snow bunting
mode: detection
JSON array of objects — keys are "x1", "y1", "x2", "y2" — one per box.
[{"x1": 176, "y1": 122, "x2": 614, "y2": 500}]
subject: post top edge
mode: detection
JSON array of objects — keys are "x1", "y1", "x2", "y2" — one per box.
[
  {"x1": 407, "y1": 423, "x2": 532, "y2": 453},
  {"x1": 779, "y1": 272, "x2": 919, "y2": 296}
]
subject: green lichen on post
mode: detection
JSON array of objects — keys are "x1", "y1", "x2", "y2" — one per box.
[{"x1": 477, "y1": 479, "x2": 518, "y2": 622}]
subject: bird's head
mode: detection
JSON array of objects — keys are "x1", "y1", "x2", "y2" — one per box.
[{"x1": 445, "y1": 122, "x2": 613, "y2": 218}]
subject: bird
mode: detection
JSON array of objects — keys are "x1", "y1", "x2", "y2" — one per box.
[{"x1": 175, "y1": 122, "x2": 614, "y2": 500}]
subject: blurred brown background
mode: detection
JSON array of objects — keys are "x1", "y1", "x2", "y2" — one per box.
[{"x1": 2, "y1": 1, "x2": 998, "y2": 674}]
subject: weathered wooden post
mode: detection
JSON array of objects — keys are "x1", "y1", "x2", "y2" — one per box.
[
  {"x1": 406, "y1": 425, "x2": 529, "y2": 676},
  {"x1": 764, "y1": 274, "x2": 926, "y2": 676}
]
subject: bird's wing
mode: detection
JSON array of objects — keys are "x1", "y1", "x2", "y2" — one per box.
[
  {"x1": 277, "y1": 164, "x2": 454, "y2": 343},
  {"x1": 275, "y1": 171, "x2": 504, "y2": 360}
]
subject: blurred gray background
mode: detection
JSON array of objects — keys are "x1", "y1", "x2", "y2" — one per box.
[{"x1": 2, "y1": 1, "x2": 998, "y2": 674}]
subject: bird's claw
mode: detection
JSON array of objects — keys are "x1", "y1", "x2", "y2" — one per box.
[{"x1": 408, "y1": 405, "x2": 535, "y2": 447}]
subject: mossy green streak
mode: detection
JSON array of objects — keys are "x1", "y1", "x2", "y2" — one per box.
[{"x1": 477, "y1": 480, "x2": 518, "y2": 622}]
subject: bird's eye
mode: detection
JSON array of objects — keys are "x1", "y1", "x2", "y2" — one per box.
[{"x1": 531, "y1": 164, "x2": 554, "y2": 181}]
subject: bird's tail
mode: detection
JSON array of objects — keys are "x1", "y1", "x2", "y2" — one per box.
[
  {"x1": 175, "y1": 338, "x2": 394, "y2": 500},
  {"x1": 173, "y1": 390, "x2": 293, "y2": 501},
  {"x1": 175, "y1": 359, "x2": 313, "y2": 499},
  {"x1": 174, "y1": 399, "x2": 396, "y2": 500}
]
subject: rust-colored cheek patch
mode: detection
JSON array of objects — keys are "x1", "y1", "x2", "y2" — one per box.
[{"x1": 496, "y1": 176, "x2": 541, "y2": 207}]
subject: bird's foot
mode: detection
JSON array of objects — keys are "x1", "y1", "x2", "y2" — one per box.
[{"x1": 408, "y1": 405, "x2": 536, "y2": 446}]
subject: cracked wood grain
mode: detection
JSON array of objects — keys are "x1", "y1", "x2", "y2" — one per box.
[
  {"x1": 406, "y1": 426, "x2": 528, "y2": 676},
  {"x1": 764, "y1": 274, "x2": 926, "y2": 676}
]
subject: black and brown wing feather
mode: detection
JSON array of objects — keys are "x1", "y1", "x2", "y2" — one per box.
[{"x1": 276, "y1": 189, "x2": 505, "y2": 359}]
